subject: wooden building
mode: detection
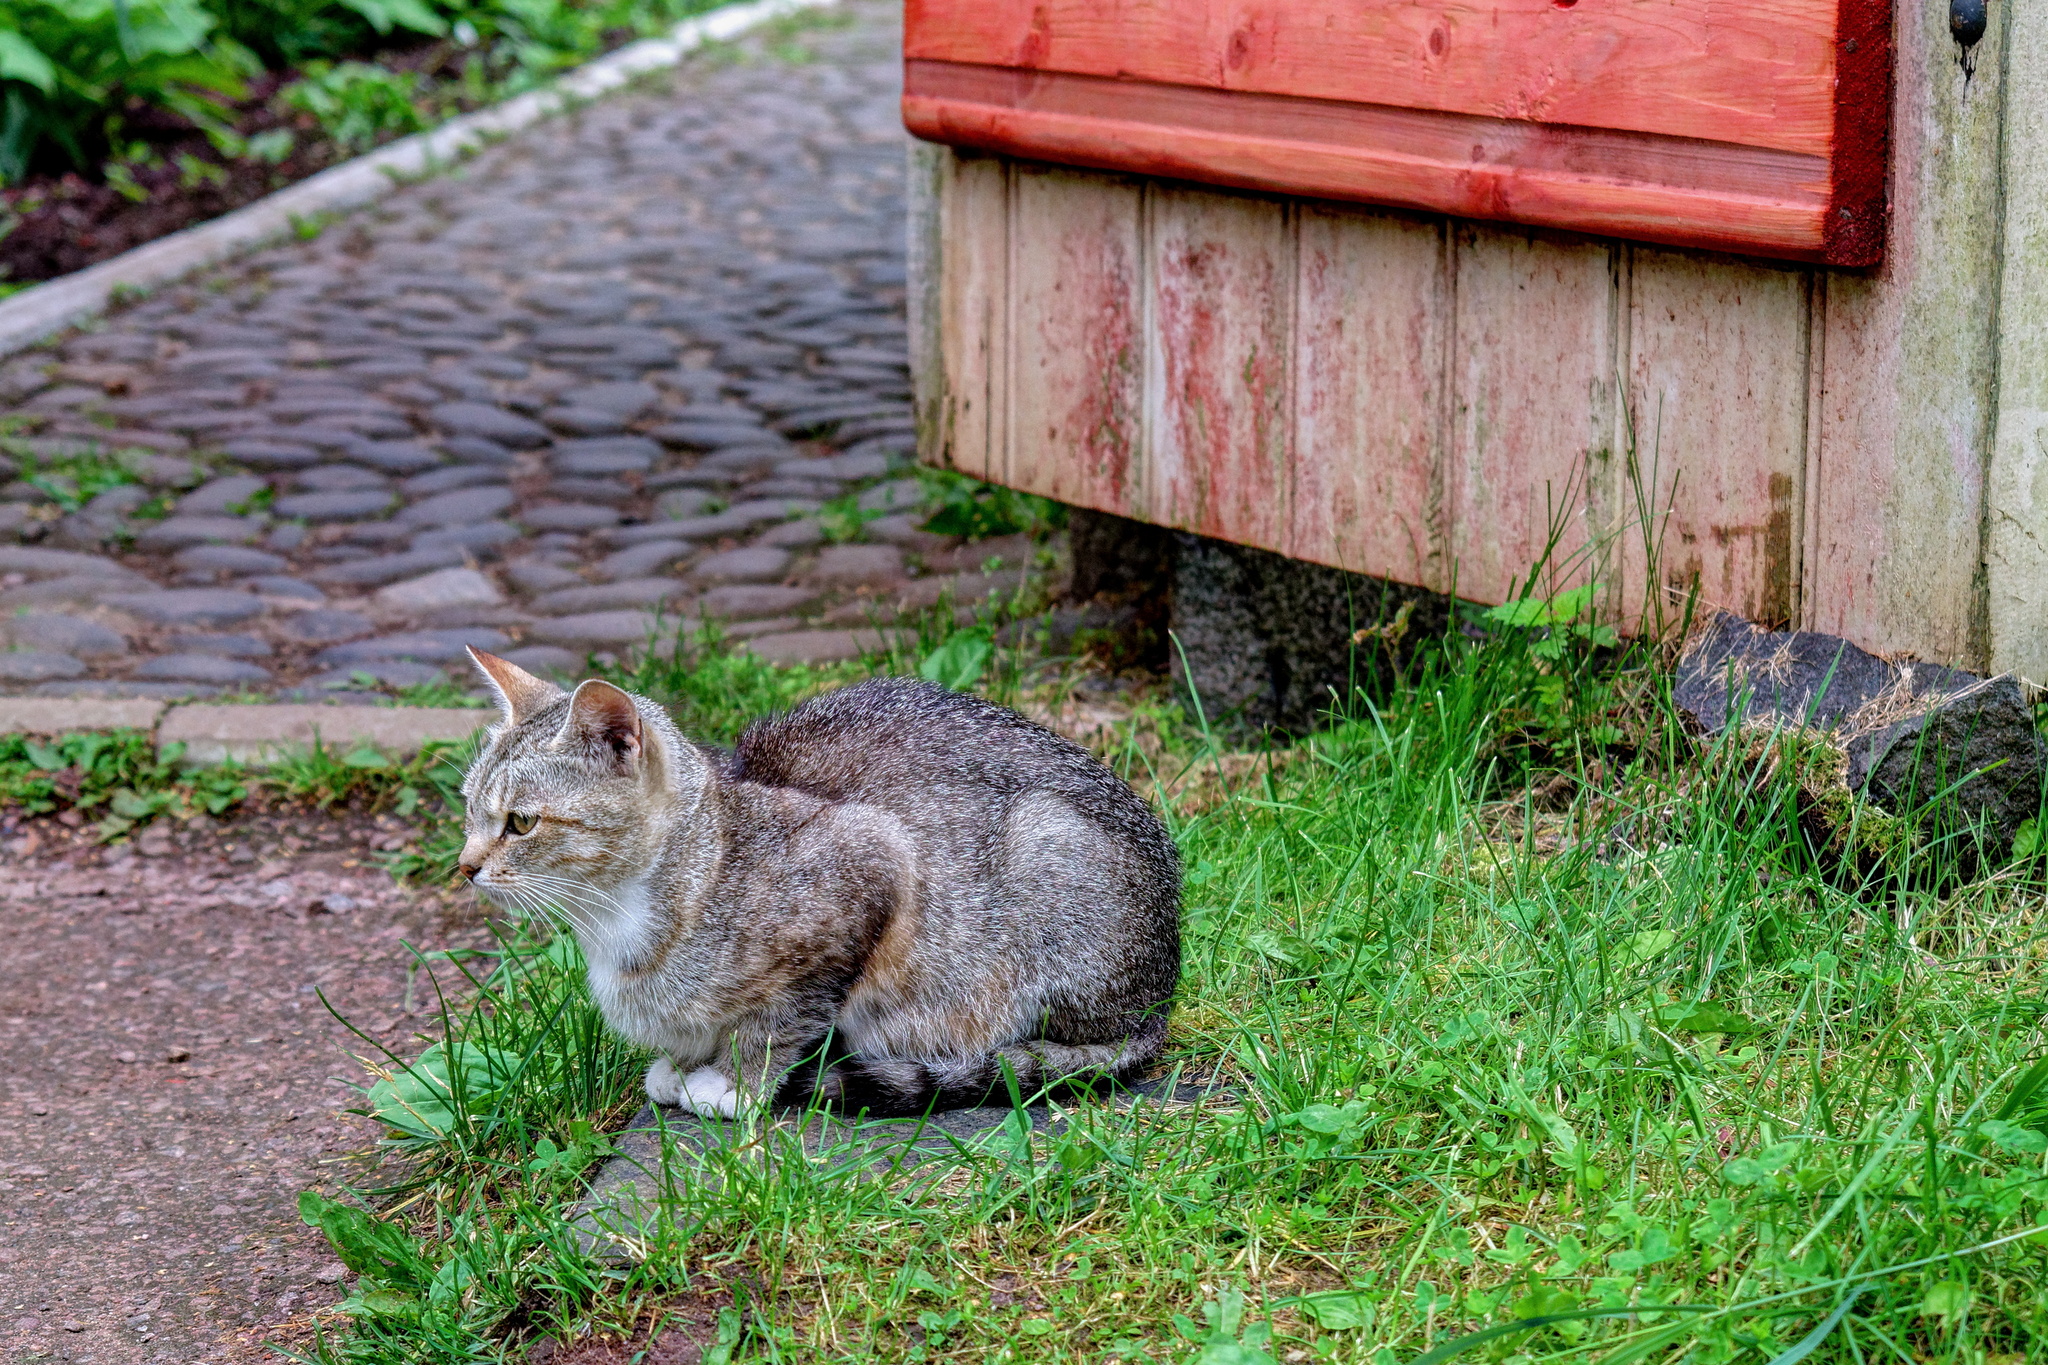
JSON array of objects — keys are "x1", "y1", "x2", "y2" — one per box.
[{"x1": 905, "y1": 0, "x2": 2048, "y2": 684}]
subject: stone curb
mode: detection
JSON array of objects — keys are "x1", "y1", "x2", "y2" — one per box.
[
  {"x1": 0, "y1": 0, "x2": 840, "y2": 361},
  {"x1": 0, "y1": 697, "x2": 487, "y2": 766}
]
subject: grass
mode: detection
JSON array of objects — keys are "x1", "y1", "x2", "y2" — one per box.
[{"x1": 266, "y1": 559, "x2": 2048, "y2": 1365}]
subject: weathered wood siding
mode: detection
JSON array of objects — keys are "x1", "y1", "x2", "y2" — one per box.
[{"x1": 911, "y1": 0, "x2": 2048, "y2": 680}]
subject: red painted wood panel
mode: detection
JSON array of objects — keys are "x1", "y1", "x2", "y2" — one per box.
[
  {"x1": 1147, "y1": 189, "x2": 1295, "y2": 548},
  {"x1": 1621, "y1": 251, "x2": 1811, "y2": 631},
  {"x1": 1446, "y1": 226, "x2": 1618, "y2": 606},
  {"x1": 1006, "y1": 166, "x2": 1150, "y2": 517},
  {"x1": 1288, "y1": 206, "x2": 1448, "y2": 591},
  {"x1": 903, "y1": 0, "x2": 1890, "y2": 265}
]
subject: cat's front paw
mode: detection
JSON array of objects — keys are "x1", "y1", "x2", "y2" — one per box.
[
  {"x1": 677, "y1": 1065, "x2": 742, "y2": 1119},
  {"x1": 644, "y1": 1056, "x2": 685, "y2": 1106}
]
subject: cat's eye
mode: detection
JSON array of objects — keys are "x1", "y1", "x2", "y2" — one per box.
[{"x1": 504, "y1": 811, "x2": 537, "y2": 837}]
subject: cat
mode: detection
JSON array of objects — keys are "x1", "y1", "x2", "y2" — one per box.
[{"x1": 456, "y1": 648, "x2": 1182, "y2": 1118}]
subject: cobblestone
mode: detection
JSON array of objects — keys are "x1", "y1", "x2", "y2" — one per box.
[{"x1": 0, "y1": 1, "x2": 1057, "y2": 707}]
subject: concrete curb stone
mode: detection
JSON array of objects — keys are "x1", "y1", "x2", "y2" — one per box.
[{"x1": 0, "y1": 696, "x2": 488, "y2": 766}]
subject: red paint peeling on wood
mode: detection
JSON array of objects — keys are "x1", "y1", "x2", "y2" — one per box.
[
  {"x1": 1008, "y1": 168, "x2": 1148, "y2": 519},
  {"x1": 1149, "y1": 191, "x2": 1293, "y2": 549}
]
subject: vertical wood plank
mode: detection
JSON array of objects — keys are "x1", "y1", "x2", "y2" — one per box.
[
  {"x1": 1287, "y1": 205, "x2": 1449, "y2": 592},
  {"x1": 1145, "y1": 186, "x2": 1295, "y2": 550},
  {"x1": 908, "y1": 140, "x2": 947, "y2": 470},
  {"x1": 1622, "y1": 250, "x2": 1810, "y2": 631},
  {"x1": 1005, "y1": 165, "x2": 1148, "y2": 517},
  {"x1": 1807, "y1": 0, "x2": 2004, "y2": 667},
  {"x1": 1446, "y1": 225, "x2": 1620, "y2": 607},
  {"x1": 1987, "y1": 0, "x2": 2048, "y2": 681},
  {"x1": 932, "y1": 150, "x2": 1010, "y2": 482}
]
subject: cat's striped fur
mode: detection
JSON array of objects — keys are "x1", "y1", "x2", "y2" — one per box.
[{"x1": 457, "y1": 649, "x2": 1181, "y2": 1117}]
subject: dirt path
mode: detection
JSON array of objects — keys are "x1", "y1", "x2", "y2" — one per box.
[{"x1": 0, "y1": 813, "x2": 489, "y2": 1364}]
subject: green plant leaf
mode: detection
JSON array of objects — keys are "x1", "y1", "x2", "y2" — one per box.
[
  {"x1": 297, "y1": 1190, "x2": 430, "y2": 1291},
  {"x1": 0, "y1": 31, "x2": 59, "y2": 93},
  {"x1": 917, "y1": 627, "x2": 992, "y2": 693}
]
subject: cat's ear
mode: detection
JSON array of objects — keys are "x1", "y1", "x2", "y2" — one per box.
[
  {"x1": 557, "y1": 679, "x2": 643, "y2": 772},
  {"x1": 468, "y1": 647, "x2": 564, "y2": 725}
]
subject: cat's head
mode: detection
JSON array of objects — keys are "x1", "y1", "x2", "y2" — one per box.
[{"x1": 456, "y1": 649, "x2": 704, "y2": 905}]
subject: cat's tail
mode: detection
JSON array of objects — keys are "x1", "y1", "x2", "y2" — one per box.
[{"x1": 821, "y1": 1010, "x2": 1169, "y2": 1116}]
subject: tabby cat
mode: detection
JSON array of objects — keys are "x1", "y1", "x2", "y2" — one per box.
[{"x1": 457, "y1": 649, "x2": 1181, "y2": 1117}]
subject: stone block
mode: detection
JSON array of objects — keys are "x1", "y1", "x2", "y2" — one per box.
[
  {"x1": 1673, "y1": 612, "x2": 2047, "y2": 852},
  {"x1": 158, "y1": 704, "x2": 488, "y2": 766}
]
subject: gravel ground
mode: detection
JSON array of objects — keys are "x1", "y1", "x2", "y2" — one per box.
[
  {"x1": 0, "y1": 812, "x2": 492, "y2": 1365},
  {"x1": 0, "y1": 2, "x2": 1045, "y2": 707}
]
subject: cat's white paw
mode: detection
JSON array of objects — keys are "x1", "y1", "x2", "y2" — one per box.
[
  {"x1": 644, "y1": 1057, "x2": 685, "y2": 1106},
  {"x1": 677, "y1": 1065, "x2": 742, "y2": 1118}
]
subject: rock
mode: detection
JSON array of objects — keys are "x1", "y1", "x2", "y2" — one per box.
[
  {"x1": 301, "y1": 662, "x2": 448, "y2": 691},
  {"x1": 698, "y1": 585, "x2": 821, "y2": 621},
  {"x1": 166, "y1": 632, "x2": 271, "y2": 657},
  {"x1": 429, "y1": 401, "x2": 550, "y2": 449},
  {"x1": 318, "y1": 628, "x2": 511, "y2": 665},
  {"x1": 700, "y1": 447, "x2": 787, "y2": 478},
  {"x1": 545, "y1": 406, "x2": 627, "y2": 436},
  {"x1": 648, "y1": 418, "x2": 776, "y2": 449},
  {"x1": 0, "y1": 650, "x2": 88, "y2": 682},
  {"x1": 272, "y1": 490, "x2": 397, "y2": 521},
  {"x1": 808, "y1": 543, "x2": 903, "y2": 589},
  {"x1": 438, "y1": 436, "x2": 516, "y2": 465},
  {"x1": 177, "y1": 476, "x2": 267, "y2": 516},
  {"x1": 560, "y1": 381, "x2": 658, "y2": 417},
  {"x1": 1673, "y1": 612, "x2": 2047, "y2": 852},
  {"x1": 500, "y1": 645, "x2": 585, "y2": 679},
  {"x1": 741, "y1": 628, "x2": 882, "y2": 665},
  {"x1": 295, "y1": 466, "x2": 390, "y2": 492},
  {"x1": 307, "y1": 546, "x2": 466, "y2": 587},
  {"x1": 864, "y1": 513, "x2": 954, "y2": 553},
  {"x1": 655, "y1": 487, "x2": 715, "y2": 520},
  {"x1": 413, "y1": 522, "x2": 520, "y2": 556},
  {"x1": 100, "y1": 588, "x2": 264, "y2": 627},
  {"x1": 401, "y1": 486, "x2": 516, "y2": 526},
  {"x1": 527, "y1": 611, "x2": 681, "y2": 650},
  {"x1": 856, "y1": 477, "x2": 924, "y2": 513},
  {"x1": 531, "y1": 578, "x2": 686, "y2": 615},
  {"x1": 376, "y1": 568, "x2": 504, "y2": 614},
  {"x1": 503, "y1": 560, "x2": 586, "y2": 594},
  {"x1": 522, "y1": 503, "x2": 622, "y2": 532},
  {"x1": 0, "y1": 546, "x2": 138, "y2": 579},
  {"x1": 594, "y1": 540, "x2": 692, "y2": 581},
  {"x1": 132, "y1": 515, "x2": 265, "y2": 550},
  {"x1": 173, "y1": 544, "x2": 288, "y2": 575},
  {"x1": 403, "y1": 466, "x2": 506, "y2": 496},
  {"x1": 33, "y1": 679, "x2": 220, "y2": 700},
  {"x1": 247, "y1": 576, "x2": 326, "y2": 601},
  {"x1": 131, "y1": 654, "x2": 273, "y2": 685},
  {"x1": 758, "y1": 518, "x2": 824, "y2": 549},
  {"x1": 220, "y1": 438, "x2": 319, "y2": 470},
  {"x1": 351, "y1": 441, "x2": 443, "y2": 474},
  {"x1": 0, "y1": 614, "x2": 127, "y2": 659},
  {"x1": 0, "y1": 574, "x2": 152, "y2": 611},
  {"x1": 552, "y1": 447, "x2": 652, "y2": 477},
  {"x1": 690, "y1": 546, "x2": 791, "y2": 585},
  {"x1": 273, "y1": 609, "x2": 375, "y2": 645},
  {"x1": 1170, "y1": 533, "x2": 1441, "y2": 736}
]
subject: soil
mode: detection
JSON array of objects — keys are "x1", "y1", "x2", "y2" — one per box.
[
  {"x1": 0, "y1": 804, "x2": 497, "y2": 1364},
  {"x1": 0, "y1": 30, "x2": 649, "y2": 289},
  {"x1": 0, "y1": 75, "x2": 346, "y2": 288}
]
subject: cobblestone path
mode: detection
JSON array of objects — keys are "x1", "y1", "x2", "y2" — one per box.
[{"x1": 0, "y1": 3, "x2": 1020, "y2": 702}]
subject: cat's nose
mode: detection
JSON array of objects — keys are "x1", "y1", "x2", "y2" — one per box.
[{"x1": 458, "y1": 862, "x2": 481, "y2": 881}]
